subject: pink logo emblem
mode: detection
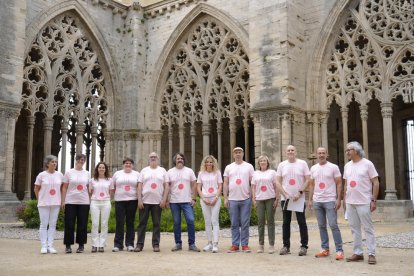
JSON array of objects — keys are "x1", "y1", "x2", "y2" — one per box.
[
  {"x1": 350, "y1": 181, "x2": 357, "y2": 188},
  {"x1": 151, "y1": 183, "x2": 157, "y2": 189},
  {"x1": 236, "y1": 179, "x2": 242, "y2": 185},
  {"x1": 178, "y1": 183, "x2": 184, "y2": 190},
  {"x1": 49, "y1": 189, "x2": 56, "y2": 196},
  {"x1": 319, "y1": 182, "x2": 326, "y2": 189},
  {"x1": 124, "y1": 185, "x2": 131, "y2": 191},
  {"x1": 261, "y1": 186, "x2": 267, "y2": 192},
  {"x1": 100, "y1": 192, "x2": 105, "y2": 197},
  {"x1": 289, "y1": 179, "x2": 296, "y2": 186},
  {"x1": 76, "y1": 185, "x2": 83, "y2": 191},
  {"x1": 208, "y1": 187, "x2": 214, "y2": 193}
]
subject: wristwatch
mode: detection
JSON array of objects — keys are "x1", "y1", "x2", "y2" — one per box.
[{"x1": 299, "y1": 190, "x2": 303, "y2": 194}]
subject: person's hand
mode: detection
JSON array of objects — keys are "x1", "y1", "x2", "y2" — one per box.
[
  {"x1": 335, "y1": 199, "x2": 341, "y2": 211},
  {"x1": 273, "y1": 198, "x2": 279, "y2": 209},
  {"x1": 190, "y1": 199, "x2": 196, "y2": 207},
  {"x1": 138, "y1": 200, "x2": 144, "y2": 210},
  {"x1": 224, "y1": 198, "x2": 229, "y2": 209},
  {"x1": 160, "y1": 200, "x2": 166, "y2": 209},
  {"x1": 61, "y1": 202, "x2": 65, "y2": 210},
  {"x1": 202, "y1": 197, "x2": 210, "y2": 206},
  {"x1": 252, "y1": 199, "x2": 256, "y2": 208},
  {"x1": 210, "y1": 197, "x2": 219, "y2": 206},
  {"x1": 370, "y1": 201, "x2": 376, "y2": 212},
  {"x1": 307, "y1": 200, "x2": 313, "y2": 210}
]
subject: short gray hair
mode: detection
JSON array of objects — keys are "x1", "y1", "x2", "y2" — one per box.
[
  {"x1": 347, "y1": 141, "x2": 366, "y2": 158},
  {"x1": 44, "y1": 155, "x2": 58, "y2": 168}
]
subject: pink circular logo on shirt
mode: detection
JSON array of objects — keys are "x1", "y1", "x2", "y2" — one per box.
[
  {"x1": 151, "y1": 183, "x2": 157, "y2": 189},
  {"x1": 236, "y1": 179, "x2": 242, "y2": 185},
  {"x1": 49, "y1": 189, "x2": 56, "y2": 196},
  {"x1": 319, "y1": 182, "x2": 326, "y2": 189},
  {"x1": 261, "y1": 186, "x2": 267, "y2": 192},
  {"x1": 178, "y1": 183, "x2": 184, "y2": 190},
  {"x1": 124, "y1": 185, "x2": 131, "y2": 191},
  {"x1": 76, "y1": 185, "x2": 83, "y2": 191},
  {"x1": 100, "y1": 192, "x2": 105, "y2": 197},
  {"x1": 350, "y1": 181, "x2": 357, "y2": 188},
  {"x1": 208, "y1": 187, "x2": 214, "y2": 193},
  {"x1": 289, "y1": 179, "x2": 296, "y2": 186}
]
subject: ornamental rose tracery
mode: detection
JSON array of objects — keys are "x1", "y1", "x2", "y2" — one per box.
[
  {"x1": 324, "y1": 0, "x2": 414, "y2": 106},
  {"x1": 160, "y1": 16, "x2": 249, "y2": 128},
  {"x1": 22, "y1": 13, "x2": 108, "y2": 136}
]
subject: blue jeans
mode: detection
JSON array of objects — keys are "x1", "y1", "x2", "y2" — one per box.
[
  {"x1": 170, "y1": 202, "x2": 196, "y2": 246},
  {"x1": 313, "y1": 201, "x2": 343, "y2": 252},
  {"x1": 229, "y1": 198, "x2": 251, "y2": 247}
]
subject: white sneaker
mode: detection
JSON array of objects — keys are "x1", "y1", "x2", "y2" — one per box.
[
  {"x1": 48, "y1": 247, "x2": 57, "y2": 254},
  {"x1": 127, "y1": 246, "x2": 134, "y2": 252},
  {"x1": 40, "y1": 247, "x2": 47, "y2": 254},
  {"x1": 203, "y1": 243, "x2": 213, "y2": 252},
  {"x1": 212, "y1": 244, "x2": 219, "y2": 253}
]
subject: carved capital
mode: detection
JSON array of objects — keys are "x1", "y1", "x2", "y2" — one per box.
[
  {"x1": 380, "y1": 102, "x2": 393, "y2": 118},
  {"x1": 360, "y1": 106, "x2": 368, "y2": 121},
  {"x1": 202, "y1": 124, "x2": 211, "y2": 136},
  {"x1": 43, "y1": 118, "x2": 54, "y2": 130}
]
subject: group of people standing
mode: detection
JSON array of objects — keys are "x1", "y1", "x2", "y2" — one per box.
[{"x1": 34, "y1": 141, "x2": 379, "y2": 265}]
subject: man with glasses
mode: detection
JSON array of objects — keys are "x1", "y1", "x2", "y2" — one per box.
[{"x1": 343, "y1": 141, "x2": 379, "y2": 265}]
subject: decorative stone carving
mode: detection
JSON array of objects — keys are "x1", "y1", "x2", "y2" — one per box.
[{"x1": 145, "y1": 0, "x2": 207, "y2": 18}]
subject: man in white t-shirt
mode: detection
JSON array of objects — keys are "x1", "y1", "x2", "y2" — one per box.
[
  {"x1": 223, "y1": 147, "x2": 255, "y2": 253},
  {"x1": 308, "y1": 147, "x2": 344, "y2": 260},
  {"x1": 343, "y1": 141, "x2": 379, "y2": 265},
  {"x1": 276, "y1": 145, "x2": 310, "y2": 256},
  {"x1": 167, "y1": 153, "x2": 200, "y2": 252}
]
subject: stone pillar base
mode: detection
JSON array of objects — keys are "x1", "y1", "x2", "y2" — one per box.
[
  {"x1": 372, "y1": 200, "x2": 414, "y2": 221},
  {"x1": 0, "y1": 192, "x2": 22, "y2": 222}
]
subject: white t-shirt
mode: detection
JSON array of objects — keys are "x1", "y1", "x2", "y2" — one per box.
[
  {"x1": 89, "y1": 178, "x2": 114, "y2": 201},
  {"x1": 276, "y1": 159, "x2": 310, "y2": 200},
  {"x1": 35, "y1": 171, "x2": 64, "y2": 207},
  {"x1": 167, "y1": 166, "x2": 196, "y2": 203},
  {"x1": 251, "y1": 169, "x2": 277, "y2": 201},
  {"x1": 141, "y1": 166, "x2": 168, "y2": 204},
  {"x1": 197, "y1": 170, "x2": 223, "y2": 199},
  {"x1": 63, "y1": 169, "x2": 90, "y2": 205},
  {"x1": 223, "y1": 161, "x2": 254, "y2": 201},
  {"x1": 112, "y1": 170, "x2": 141, "y2": 201},
  {"x1": 310, "y1": 161, "x2": 342, "y2": 202},
  {"x1": 343, "y1": 158, "x2": 378, "y2": 204}
]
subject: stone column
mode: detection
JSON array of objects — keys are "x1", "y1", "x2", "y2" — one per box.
[
  {"x1": 75, "y1": 124, "x2": 86, "y2": 154},
  {"x1": 43, "y1": 117, "x2": 54, "y2": 156},
  {"x1": 360, "y1": 106, "x2": 369, "y2": 158},
  {"x1": 91, "y1": 126, "x2": 98, "y2": 173},
  {"x1": 281, "y1": 113, "x2": 291, "y2": 155},
  {"x1": 243, "y1": 118, "x2": 250, "y2": 162},
  {"x1": 25, "y1": 116, "x2": 35, "y2": 200},
  {"x1": 202, "y1": 123, "x2": 210, "y2": 156},
  {"x1": 312, "y1": 113, "x2": 320, "y2": 152},
  {"x1": 190, "y1": 124, "x2": 196, "y2": 171},
  {"x1": 341, "y1": 107, "x2": 349, "y2": 164},
  {"x1": 229, "y1": 118, "x2": 236, "y2": 155},
  {"x1": 60, "y1": 122, "x2": 68, "y2": 174},
  {"x1": 320, "y1": 113, "x2": 328, "y2": 148},
  {"x1": 168, "y1": 127, "x2": 173, "y2": 168},
  {"x1": 381, "y1": 102, "x2": 397, "y2": 200},
  {"x1": 217, "y1": 120, "x2": 223, "y2": 170},
  {"x1": 179, "y1": 126, "x2": 185, "y2": 153}
]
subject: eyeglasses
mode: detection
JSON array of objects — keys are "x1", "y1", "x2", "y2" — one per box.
[{"x1": 345, "y1": 149, "x2": 355, "y2": 152}]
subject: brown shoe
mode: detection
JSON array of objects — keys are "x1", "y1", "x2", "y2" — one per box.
[
  {"x1": 134, "y1": 245, "x2": 143, "y2": 252},
  {"x1": 346, "y1": 254, "x2": 364, "y2": 262},
  {"x1": 368, "y1": 255, "x2": 376, "y2": 265},
  {"x1": 153, "y1": 246, "x2": 160, "y2": 252}
]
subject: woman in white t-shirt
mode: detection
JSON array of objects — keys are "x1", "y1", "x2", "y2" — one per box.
[
  {"x1": 251, "y1": 155, "x2": 278, "y2": 254},
  {"x1": 197, "y1": 155, "x2": 223, "y2": 253},
  {"x1": 34, "y1": 155, "x2": 64, "y2": 254},
  {"x1": 61, "y1": 153, "x2": 90, "y2": 253},
  {"x1": 89, "y1": 162, "x2": 114, "y2": 253}
]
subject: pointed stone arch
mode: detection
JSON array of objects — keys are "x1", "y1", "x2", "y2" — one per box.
[
  {"x1": 15, "y1": 2, "x2": 117, "y2": 199},
  {"x1": 150, "y1": 3, "x2": 251, "y2": 170}
]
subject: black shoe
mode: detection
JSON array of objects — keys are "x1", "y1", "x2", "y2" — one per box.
[
  {"x1": 65, "y1": 245, "x2": 72, "y2": 254},
  {"x1": 98, "y1": 247, "x2": 104, "y2": 253},
  {"x1": 76, "y1": 245, "x2": 84, "y2": 253},
  {"x1": 91, "y1": 246, "x2": 97, "y2": 253}
]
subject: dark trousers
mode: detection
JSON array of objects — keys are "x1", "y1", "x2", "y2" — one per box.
[
  {"x1": 137, "y1": 204, "x2": 162, "y2": 247},
  {"x1": 280, "y1": 200, "x2": 308, "y2": 249},
  {"x1": 64, "y1": 204, "x2": 90, "y2": 246},
  {"x1": 114, "y1": 200, "x2": 138, "y2": 248}
]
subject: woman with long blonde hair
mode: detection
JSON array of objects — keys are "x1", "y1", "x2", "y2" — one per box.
[{"x1": 197, "y1": 155, "x2": 223, "y2": 253}]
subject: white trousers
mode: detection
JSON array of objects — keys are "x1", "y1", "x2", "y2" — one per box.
[
  {"x1": 38, "y1": 206, "x2": 60, "y2": 249},
  {"x1": 200, "y1": 198, "x2": 221, "y2": 243},
  {"x1": 90, "y1": 200, "x2": 111, "y2": 247},
  {"x1": 346, "y1": 203, "x2": 376, "y2": 256}
]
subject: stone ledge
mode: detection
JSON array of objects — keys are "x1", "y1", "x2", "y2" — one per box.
[{"x1": 373, "y1": 200, "x2": 414, "y2": 221}]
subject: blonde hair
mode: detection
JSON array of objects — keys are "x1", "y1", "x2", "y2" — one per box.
[
  {"x1": 256, "y1": 155, "x2": 270, "y2": 170},
  {"x1": 199, "y1": 155, "x2": 219, "y2": 172}
]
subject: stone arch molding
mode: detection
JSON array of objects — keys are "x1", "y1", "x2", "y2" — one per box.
[
  {"x1": 307, "y1": 0, "x2": 414, "y2": 111},
  {"x1": 24, "y1": 0, "x2": 118, "y2": 129},
  {"x1": 149, "y1": 3, "x2": 249, "y2": 129}
]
